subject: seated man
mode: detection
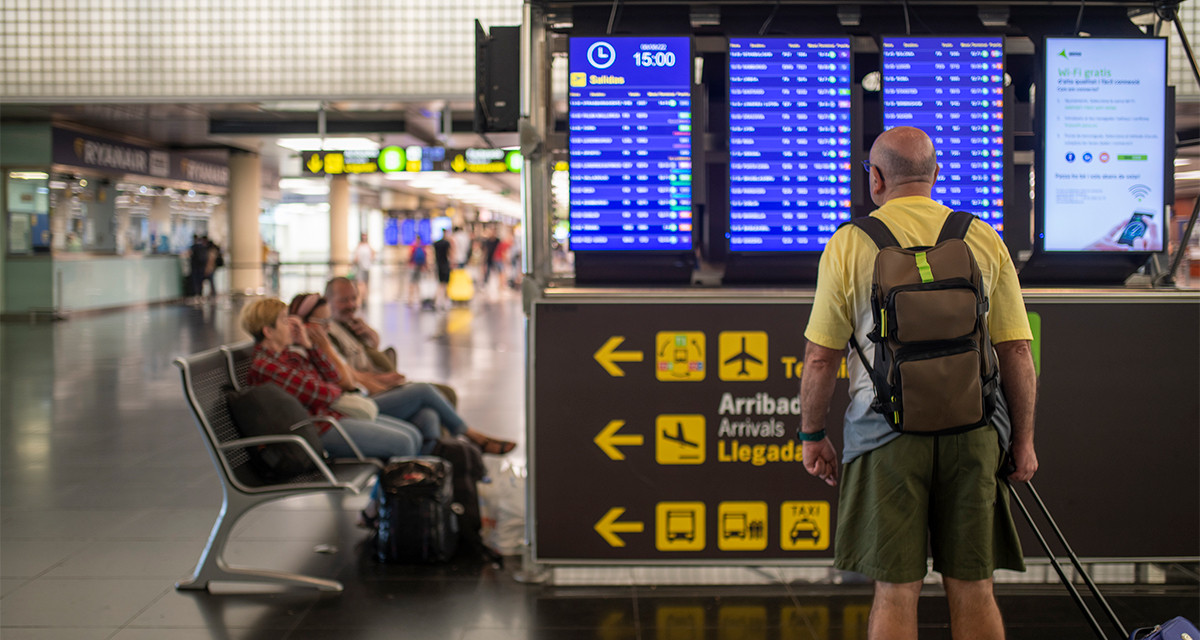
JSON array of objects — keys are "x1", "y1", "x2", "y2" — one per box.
[{"x1": 323, "y1": 277, "x2": 458, "y2": 406}]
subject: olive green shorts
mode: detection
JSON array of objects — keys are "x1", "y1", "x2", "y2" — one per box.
[{"x1": 833, "y1": 427, "x2": 1025, "y2": 583}]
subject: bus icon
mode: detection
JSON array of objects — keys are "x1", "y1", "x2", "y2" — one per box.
[{"x1": 666, "y1": 510, "x2": 695, "y2": 541}]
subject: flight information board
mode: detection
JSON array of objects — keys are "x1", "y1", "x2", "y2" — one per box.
[
  {"x1": 728, "y1": 37, "x2": 853, "y2": 252},
  {"x1": 882, "y1": 36, "x2": 1005, "y2": 233},
  {"x1": 568, "y1": 37, "x2": 693, "y2": 252}
]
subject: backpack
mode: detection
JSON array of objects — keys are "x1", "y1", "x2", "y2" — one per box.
[
  {"x1": 411, "y1": 244, "x2": 427, "y2": 266},
  {"x1": 847, "y1": 211, "x2": 999, "y2": 435},
  {"x1": 375, "y1": 457, "x2": 459, "y2": 563}
]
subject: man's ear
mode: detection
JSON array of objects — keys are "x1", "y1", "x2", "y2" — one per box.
[{"x1": 870, "y1": 166, "x2": 885, "y2": 197}]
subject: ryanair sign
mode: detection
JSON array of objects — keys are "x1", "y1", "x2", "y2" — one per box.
[{"x1": 52, "y1": 128, "x2": 229, "y2": 188}]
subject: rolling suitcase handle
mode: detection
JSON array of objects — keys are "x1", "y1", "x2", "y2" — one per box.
[{"x1": 1001, "y1": 455, "x2": 1130, "y2": 640}]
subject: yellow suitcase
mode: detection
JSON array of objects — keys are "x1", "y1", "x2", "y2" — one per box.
[{"x1": 447, "y1": 268, "x2": 474, "y2": 303}]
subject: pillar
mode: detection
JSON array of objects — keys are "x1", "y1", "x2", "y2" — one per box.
[
  {"x1": 228, "y1": 151, "x2": 262, "y2": 294},
  {"x1": 330, "y1": 174, "x2": 350, "y2": 276}
]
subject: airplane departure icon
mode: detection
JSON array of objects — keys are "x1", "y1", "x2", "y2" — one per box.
[
  {"x1": 723, "y1": 336, "x2": 762, "y2": 376},
  {"x1": 662, "y1": 421, "x2": 700, "y2": 449}
]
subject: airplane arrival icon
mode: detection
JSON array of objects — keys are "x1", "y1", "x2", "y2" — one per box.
[
  {"x1": 662, "y1": 421, "x2": 700, "y2": 450},
  {"x1": 723, "y1": 336, "x2": 762, "y2": 377}
]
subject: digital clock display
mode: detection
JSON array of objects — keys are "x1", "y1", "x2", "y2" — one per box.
[
  {"x1": 882, "y1": 36, "x2": 1005, "y2": 234},
  {"x1": 727, "y1": 37, "x2": 853, "y2": 252},
  {"x1": 568, "y1": 37, "x2": 693, "y2": 252}
]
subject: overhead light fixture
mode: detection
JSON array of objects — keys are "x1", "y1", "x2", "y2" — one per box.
[
  {"x1": 9, "y1": 171, "x2": 49, "y2": 180},
  {"x1": 279, "y1": 178, "x2": 330, "y2": 195},
  {"x1": 276, "y1": 137, "x2": 381, "y2": 152},
  {"x1": 259, "y1": 100, "x2": 324, "y2": 112}
]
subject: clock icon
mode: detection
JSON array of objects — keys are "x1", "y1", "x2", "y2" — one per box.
[{"x1": 587, "y1": 42, "x2": 617, "y2": 69}]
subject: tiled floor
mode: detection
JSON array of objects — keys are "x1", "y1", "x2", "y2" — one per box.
[{"x1": 1, "y1": 273, "x2": 1196, "y2": 639}]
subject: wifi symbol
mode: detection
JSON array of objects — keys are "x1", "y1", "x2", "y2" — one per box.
[{"x1": 1128, "y1": 184, "x2": 1151, "y2": 201}]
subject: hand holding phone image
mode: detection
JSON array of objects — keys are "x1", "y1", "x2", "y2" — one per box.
[
  {"x1": 1084, "y1": 212, "x2": 1160, "y2": 252},
  {"x1": 1117, "y1": 211, "x2": 1152, "y2": 246}
]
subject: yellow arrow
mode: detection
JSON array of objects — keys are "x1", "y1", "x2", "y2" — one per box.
[
  {"x1": 594, "y1": 507, "x2": 644, "y2": 547},
  {"x1": 593, "y1": 336, "x2": 644, "y2": 377},
  {"x1": 306, "y1": 153, "x2": 323, "y2": 173},
  {"x1": 594, "y1": 420, "x2": 644, "y2": 460}
]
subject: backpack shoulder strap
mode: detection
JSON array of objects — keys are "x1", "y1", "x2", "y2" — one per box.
[
  {"x1": 846, "y1": 216, "x2": 900, "y2": 249},
  {"x1": 937, "y1": 211, "x2": 977, "y2": 243}
]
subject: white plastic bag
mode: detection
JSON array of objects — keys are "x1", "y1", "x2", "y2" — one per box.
[{"x1": 477, "y1": 457, "x2": 526, "y2": 556}]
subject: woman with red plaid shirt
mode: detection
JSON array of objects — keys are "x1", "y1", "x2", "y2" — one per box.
[{"x1": 240, "y1": 298, "x2": 424, "y2": 461}]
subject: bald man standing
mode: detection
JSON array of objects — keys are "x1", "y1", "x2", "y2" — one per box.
[{"x1": 799, "y1": 127, "x2": 1039, "y2": 639}]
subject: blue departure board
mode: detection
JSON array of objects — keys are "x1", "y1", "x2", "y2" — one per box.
[
  {"x1": 568, "y1": 37, "x2": 693, "y2": 251},
  {"x1": 728, "y1": 38, "x2": 852, "y2": 252},
  {"x1": 882, "y1": 37, "x2": 1005, "y2": 233}
]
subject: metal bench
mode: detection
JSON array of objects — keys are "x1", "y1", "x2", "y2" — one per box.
[{"x1": 175, "y1": 344, "x2": 381, "y2": 592}]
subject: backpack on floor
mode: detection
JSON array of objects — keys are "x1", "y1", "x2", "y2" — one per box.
[
  {"x1": 847, "y1": 211, "x2": 999, "y2": 435},
  {"x1": 375, "y1": 457, "x2": 459, "y2": 563},
  {"x1": 432, "y1": 437, "x2": 492, "y2": 560}
]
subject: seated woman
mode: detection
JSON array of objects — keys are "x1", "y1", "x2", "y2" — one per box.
[
  {"x1": 239, "y1": 297, "x2": 426, "y2": 461},
  {"x1": 288, "y1": 293, "x2": 516, "y2": 456}
]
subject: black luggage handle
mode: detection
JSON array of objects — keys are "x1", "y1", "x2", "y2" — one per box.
[{"x1": 1002, "y1": 455, "x2": 1130, "y2": 640}]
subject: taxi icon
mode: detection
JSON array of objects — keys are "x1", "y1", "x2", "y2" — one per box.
[{"x1": 790, "y1": 516, "x2": 822, "y2": 545}]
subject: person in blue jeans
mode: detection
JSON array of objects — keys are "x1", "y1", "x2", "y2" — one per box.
[
  {"x1": 287, "y1": 293, "x2": 516, "y2": 526},
  {"x1": 241, "y1": 297, "x2": 425, "y2": 463}
]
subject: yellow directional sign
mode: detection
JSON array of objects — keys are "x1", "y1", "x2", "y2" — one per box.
[
  {"x1": 594, "y1": 336, "x2": 644, "y2": 377},
  {"x1": 843, "y1": 605, "x2": 871, "y2": 639},
  {"x1": 717, "y1": 605, "x2": 767, "y2": 639},
  {"x1": 780, "y1": 501, "x2": 830, "y2": 551},
  {"x1": 597, "y1": 610, "x2": 633, "y2": 640},
  {"x1": 451, "y1": 154, "x2": 467, "y2": 172},
  {"x1": 570, "y1": 72, "x2": 588, "y2": 87},
  {"x1": 783, "y1": 606, "x2": 830, "y2": 640},
  {"x1": 718, "y1": 331, "x2": 769, "y2": 381},
  {"x1": 305, "y1": 153, "x2": 323, "y2": 173},
  {"x1": 717, "y1": 501, "x2": 768, "y2": 551},
  {"x1": 656, "y1": 606, "x2": 704, "y2": 640},
  {"x1": 594, "y1": 507, "x2": 644, "y2": 547},
  {"x1": 594, "y1": 420, "x2": 644, "y2": 460},
  {"x1": 656, "y1": 501, "x2": 705, "y2": 551},
  {"x1": 655, "y1": 414, "x2": 706, "y2": 465},
  {"x1": 655, "y1": 331, "x2": 706, "y2": 381}
]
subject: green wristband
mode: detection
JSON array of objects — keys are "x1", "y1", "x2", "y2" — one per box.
[{"x1": 796, "y1": 428, "x2": 826, "y2": 442}]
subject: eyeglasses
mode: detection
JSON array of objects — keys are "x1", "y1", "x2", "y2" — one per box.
[{"x1": 861, "y1": 160, "x2": 873, "y2": 173}]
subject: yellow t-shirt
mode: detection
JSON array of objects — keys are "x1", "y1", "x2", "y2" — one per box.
[
  {"x1": 804, "y1": 196, "x2": 1032, "y2": 463},
  {"x1": 806, "y1": 196, "x2": 1032, "y2": 350}
]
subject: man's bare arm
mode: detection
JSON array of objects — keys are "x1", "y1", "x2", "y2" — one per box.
[
  {"x1": 800, "y1": 340, "x2": 844, "y2": 486},
  {"x1": 995, "y1": 339, "x2": 1038, "y2": 482}
]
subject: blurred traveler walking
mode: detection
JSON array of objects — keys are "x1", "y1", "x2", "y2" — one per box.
[
  {"x1": 407, "y1": 235, "x2": 428, "y2": 306},
  {"x1": 451, "y1": 225, "x2": 472, "y2": 268},
  {"x1": 433, "y1": 233, "x2": 452, "y2": 309},
  {"x1": 353, "y1": 233, "x2": 375, "y2": 306}
]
